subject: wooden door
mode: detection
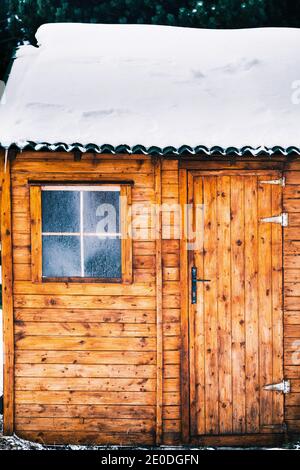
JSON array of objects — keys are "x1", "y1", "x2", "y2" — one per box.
[{"x1": 188, "y1": 170, "x2": 284, "y2": 436}]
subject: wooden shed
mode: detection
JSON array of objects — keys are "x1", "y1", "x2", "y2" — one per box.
[{"x1": 1, "y1": 24, "x2": 300, "y2": 447}]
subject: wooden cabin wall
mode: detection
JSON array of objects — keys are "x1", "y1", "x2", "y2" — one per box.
[
  {"x1": 1, "y1": 152, "x2": 15, "y2": 435},
  {"x1": 3, "y1": 152, "x2": 300, "y2": 445},
  {"x1": 10, "y1": 152, "x2": 163, "y2": 445},
  {"x1": 161, "y1": 159, "x2": 181, "y2": 445},
  {"x1": 283, "y1": 161, "x2": 300, "y2": 436}
]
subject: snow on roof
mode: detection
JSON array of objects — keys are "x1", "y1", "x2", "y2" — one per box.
[{"x1": 1, "y1": 23, "x2": 300, "y2": 155}]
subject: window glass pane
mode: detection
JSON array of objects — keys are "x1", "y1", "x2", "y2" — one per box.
[
  {"x1": 42, "y1": 190, "x2": 80, "y2": 233},
  {"x1": 83, "y1": 191, "x2": 120, "y2": 234},
  {"x1": 42, "y1": 235, "x2": 81, "y2": 277},
  {"x1": 84, "y1": 236, "x2": 121, "y2": 278}
]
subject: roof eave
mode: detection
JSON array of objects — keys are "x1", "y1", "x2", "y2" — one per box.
[{"x1": 1, "y1": 142, "x2": 300, "y2": 157}]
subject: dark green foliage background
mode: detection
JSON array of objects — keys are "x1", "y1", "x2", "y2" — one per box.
[{"x1": 1, "y1": 1, "x2": 300, "y2": 79}]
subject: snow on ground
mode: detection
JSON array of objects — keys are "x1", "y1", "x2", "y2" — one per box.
[{"x1": 1, "y1": 24, "x2": 300, "y2": 151}]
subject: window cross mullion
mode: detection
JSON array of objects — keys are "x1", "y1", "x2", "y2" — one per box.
[{"x1": 80, "y1": 190, "x2": 84, "y2": 277}]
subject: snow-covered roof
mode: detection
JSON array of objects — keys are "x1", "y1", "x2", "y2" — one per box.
[{"x1": 1, "y1": 23, "x2": 300, "y2": 156}]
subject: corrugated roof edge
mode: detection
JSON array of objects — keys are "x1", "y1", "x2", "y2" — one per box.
[{"x1": 1, "y1": 142, "x2": 300, "y2": 156}]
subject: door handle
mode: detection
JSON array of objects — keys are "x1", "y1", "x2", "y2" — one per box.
[{"x1": 191, "y1": 267, "x2": 210, "y2": 304}]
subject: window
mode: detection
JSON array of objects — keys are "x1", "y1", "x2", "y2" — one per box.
[{"x1": 30, "y1": 184, "x2": 132, "y2": 283}]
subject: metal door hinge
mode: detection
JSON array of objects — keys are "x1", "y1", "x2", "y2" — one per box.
[
  {"x1": 260, "y1": 213, "x2": 288, "y2": 227},
  {"x1": 263, "y1": 380, "x2": 290, "y2": 394},
  {"x1": 261, "y1": 177, "x2": 285, "y2": 187}
]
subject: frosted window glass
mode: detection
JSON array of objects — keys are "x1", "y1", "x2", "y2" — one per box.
[
  {"x1": 42, "y1": 235, "x2": 81, "y2": 277},
  {"x1": 42, "y1": 191, "x2": 80, "y2": 233},
  {"x1": 83, "y1": 191, "x2": 120, "y2": 233},
  {"x1": 84, "y1": 236, "x2": 121, "y2": 278}
]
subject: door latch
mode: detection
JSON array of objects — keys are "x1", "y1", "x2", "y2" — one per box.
[{"x1": 191, "y1": 267, "x2": 210, "y2": 304}]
